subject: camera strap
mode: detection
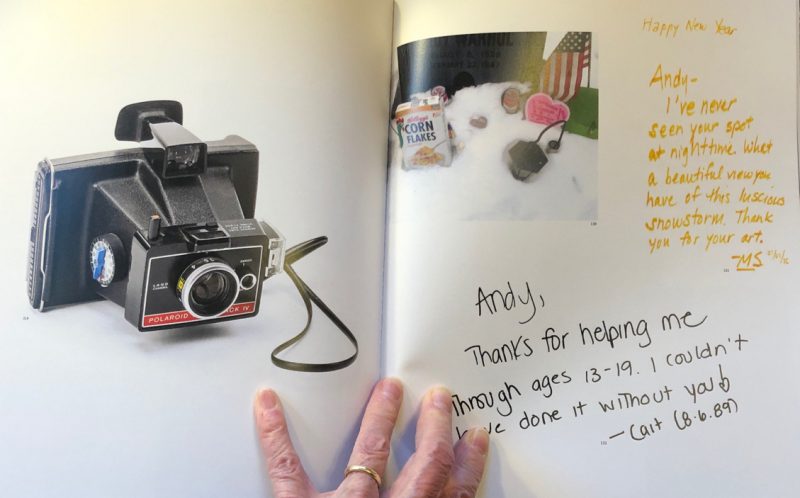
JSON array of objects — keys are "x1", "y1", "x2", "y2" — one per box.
[{"x1": 270, "y1": 237, "x2": 359, "y2": 372}]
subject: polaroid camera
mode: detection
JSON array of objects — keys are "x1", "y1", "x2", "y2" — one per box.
[{"x1": 26, "y1": 101, "x2": 355, "y2": 371}]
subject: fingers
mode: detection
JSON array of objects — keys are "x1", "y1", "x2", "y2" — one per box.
[
  {"x1": 439, "y1": 428, "x2": 489, "y2": 498},
  {"x1": 340, "y1": 378, "x2": 404, "y2": 496},
  {"x1": 254, "y1": 389, "x2": 315, "y2": 498},
  {"x1": 389, "y1": 387, "x2": 455, "y2": 498}
]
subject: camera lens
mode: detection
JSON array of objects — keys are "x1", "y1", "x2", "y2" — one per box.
[
  {"x1": 177, "y1": 257, "x2": 240, "y2": 319},
  {"x1": 191, "y1": 272, "x2": 228, "y2": 304}
]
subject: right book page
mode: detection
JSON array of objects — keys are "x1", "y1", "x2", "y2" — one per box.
[{"x1": 384, "y1": 0, "x2": 800, "y2": 496}]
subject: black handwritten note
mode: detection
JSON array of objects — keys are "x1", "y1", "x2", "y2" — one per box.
[{"x1": 454, "y1": 282, "x2": 749, "y2": 444}]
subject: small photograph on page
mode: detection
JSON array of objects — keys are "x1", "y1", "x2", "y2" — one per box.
[{"x1": 389, "y1": 32, "x2": 598, "y2": 221}]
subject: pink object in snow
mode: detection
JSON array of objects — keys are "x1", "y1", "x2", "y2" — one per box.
[{"x1": 525, "y1": 93, "x2": 570, "y2": 125}]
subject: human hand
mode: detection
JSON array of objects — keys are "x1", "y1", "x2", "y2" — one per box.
[{"x1": 254, "y1": 378, "x2": 489, "y2": 498}]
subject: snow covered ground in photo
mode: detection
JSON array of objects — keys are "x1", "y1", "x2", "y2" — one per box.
[{"x1": 388, "y1": 82, "x2": 598, "y2": 221}]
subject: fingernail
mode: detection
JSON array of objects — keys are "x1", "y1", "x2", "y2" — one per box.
[
  {"x1": 429, "y1": 386, "x2": 452, "y2": 411},
  {"x1": 466, "y1": 427, "x2": 490, "y2": 456},
  {"x1": 257, "y1": 389, "x2": 278, "y2": 410},
  {"x1": 381, "y1": 378, "x2": 403, "y2": 401}
]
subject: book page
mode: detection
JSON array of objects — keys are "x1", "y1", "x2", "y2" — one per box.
[
  {"x1": 385, "y1": 1, "x2": 800, "y2": 496},
  {"x1": 0, "y1": 1, "x2": 392, "y2": 496}
]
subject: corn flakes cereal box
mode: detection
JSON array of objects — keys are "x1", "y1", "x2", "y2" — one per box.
[{"x1": 395, "y1": 96, "x2": 452, "y2": 169}]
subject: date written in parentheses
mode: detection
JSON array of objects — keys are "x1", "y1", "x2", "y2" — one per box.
[
  {"x1": 673, "y1": 398, "x2": 739, "y2": 430},
  {"x1": 605, "y1": 398, "x2": 739, "y2": 444}
]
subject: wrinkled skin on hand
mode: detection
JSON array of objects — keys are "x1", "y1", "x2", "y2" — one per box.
[{"x1": 254, "y1": 378, "x2": 489, "y2": 498}]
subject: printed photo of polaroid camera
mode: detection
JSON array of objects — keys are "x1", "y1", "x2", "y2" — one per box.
[
  {"x1": 27, "y1": 100, "x2": 356, "y2": 371},
  {"x1": 27, "y1": 101, "x2": 286, "y2": 331},
  {"x1": 27, "y1": 101, "x2": 288, "y2": 331}
]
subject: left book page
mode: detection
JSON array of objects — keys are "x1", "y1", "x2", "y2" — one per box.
[{"x1": 0, "y1": 1, "x2": 393, "y2": 497}]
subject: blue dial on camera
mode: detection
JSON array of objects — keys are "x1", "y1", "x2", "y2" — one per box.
[{"x1": 90, "y1": 239, "x2": 116, "y2": 287}]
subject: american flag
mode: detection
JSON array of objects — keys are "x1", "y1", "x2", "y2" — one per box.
[{"x1": 539, "y1": 32, "x2": 591, "y2": 103}]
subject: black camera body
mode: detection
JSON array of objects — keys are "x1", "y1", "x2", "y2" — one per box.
[
  {"x1": 123, "y1": 219, "x2": 283, "y2": 330},
  {"x1": 28, "y1": 101, "x2": 285, "y2": 331}
]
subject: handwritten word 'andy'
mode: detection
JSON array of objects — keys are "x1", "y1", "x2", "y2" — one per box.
[{"x1": 475, "y1": 282, "x2": 545, "y2": 324}]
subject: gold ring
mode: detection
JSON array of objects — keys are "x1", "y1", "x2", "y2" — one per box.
[{"x1": 344, "y1": 464, "x2": 382, "y2": 488}]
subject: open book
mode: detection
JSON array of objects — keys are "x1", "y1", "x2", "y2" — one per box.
[{"x1": 1, "y1": 0, "x2": 798, "y2": 497}]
